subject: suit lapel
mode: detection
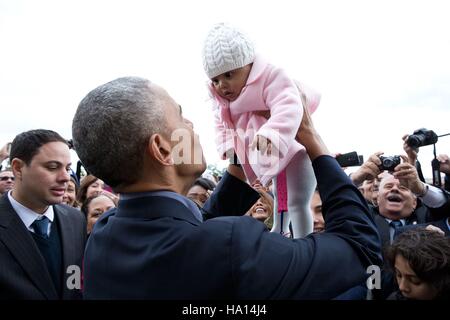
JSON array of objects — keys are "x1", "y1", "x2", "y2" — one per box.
[
  {"x1": 0, "y1": 196, "x2": 58, "y2": 299},
  {"x1": 54, "y1": 205, "x2": 75, "y2": 293},
  {"x1": 374, "y1": 215, "x2": 391, "y2": 247}
]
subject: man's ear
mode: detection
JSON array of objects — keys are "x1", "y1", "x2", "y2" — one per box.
[
  {"x1": 411, "y1": 194, "x2": 417, "y2": 210},
  {"x1": 147, "y1": 134, "x2": 174, "y2": 166},
  {"x1": 11, "y1": 158, "x2": 24, "y2": 180}
]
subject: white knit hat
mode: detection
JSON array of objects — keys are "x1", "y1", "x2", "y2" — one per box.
[{"x1": 202, "y1": 23, "x2": 255, "y2": 79}]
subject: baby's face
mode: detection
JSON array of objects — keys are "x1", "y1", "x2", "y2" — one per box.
[{"x1": 211, "y1": 64, "x2": 252, "y2": 101}]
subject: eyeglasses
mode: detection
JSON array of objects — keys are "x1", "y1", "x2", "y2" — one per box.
[{"x1": 0, "y1": 176, "x2": 14, "y2": 181}]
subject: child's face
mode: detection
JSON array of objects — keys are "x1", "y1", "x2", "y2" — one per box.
[
  {"x1": 394, "y1": 254, "x2": 438, "y2": 300},
  {"x1": 211, "y1": 64, "x2": 252, "y2": 101}
]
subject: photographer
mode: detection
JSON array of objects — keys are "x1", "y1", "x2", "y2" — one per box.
[
  {"x1": 350, "y1": 151, "x2": 389, "y2": 206},
  {"x1": 351, "y1": 130, "x2": 449, "y2": 216},
  {"x1": 352, "y1": 153, "x2": 448, "y2": 241},
  {"x1": 401, "y1": 132, "x2": 450, "y2": 220},
  {"x1": 349, "y1": 131, "x2": 450, "y2": 299}
]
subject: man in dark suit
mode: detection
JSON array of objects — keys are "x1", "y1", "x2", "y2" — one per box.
[
  {"x1": 73, "y1": 76, "x2": 382, "y2": 299},
  {"x1": 0, "y1": 129, "x2": 86, "y2": 299},
  {"x1": 351, "y1": 152, "x2": 449, "y2": 247},
  {"x1": 373, "y1": 162, "x2": 449, "y2": 247},
  {"x1": 353, "y1": 155, "x2": 449, "y2": 299}
]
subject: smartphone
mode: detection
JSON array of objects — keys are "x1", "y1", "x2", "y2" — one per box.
[
  {"x1": 336, "y1": 151, "x2": 362, "y2": 167},
  {"x1": 358, "y1": 155, "x2": 364, "y2": 165}
]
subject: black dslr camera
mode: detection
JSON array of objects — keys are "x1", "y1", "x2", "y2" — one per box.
[
  {"x1": 406, "y1": 128, "x2": 438, "y2": 148},
  {"x1": 379, "y1": 155, "x2": 401, "y2": 172}
]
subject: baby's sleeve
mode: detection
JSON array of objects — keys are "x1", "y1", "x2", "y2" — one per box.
[
  {"x1": 257, "y1": 68, "x2": 303, "y2": 157},
  {"x1": 213, "y1": 103, "x2": 235, "y2": 160}
]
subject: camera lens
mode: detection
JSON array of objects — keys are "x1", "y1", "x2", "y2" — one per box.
[
  {"x1": 406, "y1": 135, "x2": 421, "y2": 148},
  {"x1": 383, "y1": 159, "x2": 393, "y2": 167}
]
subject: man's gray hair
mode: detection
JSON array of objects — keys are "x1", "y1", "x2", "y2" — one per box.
[{"x1": 72, "y1": 77, "x2": 164, "y2": 189}]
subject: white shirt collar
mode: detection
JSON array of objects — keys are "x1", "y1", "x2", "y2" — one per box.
[
  {"x1": 385, "y1": 218, "x2": 406, "y2": 226},
  {"x1": 8, "y1": 191, "x2": 54, "y2": 232}
]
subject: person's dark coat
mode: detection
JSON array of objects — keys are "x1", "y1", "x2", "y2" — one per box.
[
  {"x1": 0, "y1": 195, "x2": 86, "y2": 299},
  {"x1": 83, "y1": 156, "x2": 382, "y2": 299}
]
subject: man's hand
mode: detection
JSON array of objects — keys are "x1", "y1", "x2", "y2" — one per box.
[
  {"x1": 425, "y1": 224, "x2": 445, "y2": 236},
  {"x1": 394, "y1": 155, "x2": 425, "y2": 196},
  {"x1": 402, "y1": 134, "x2": 418, "y2": 165},
  {"x1": 294, "y1": 101, "x2": 329, "y2": 160},
  {"x1": 227, "y1": 164, "x2": 247, "y2": 182},
  {"x1": 437, "y1": 154, "x2": 450, "y2": 175},
  {"x1": 0, "y1": 142, "x2": 11, "y2": 162},
  {"x1": 350, "y1": 152, "x2": 383, "y2": 186}
]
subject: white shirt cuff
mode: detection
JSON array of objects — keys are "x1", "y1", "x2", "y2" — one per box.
[{"x1": 421, "y1": 184, "x2": 447, "y2": 208}]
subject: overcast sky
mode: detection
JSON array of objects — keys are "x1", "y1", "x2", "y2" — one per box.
[{"x1": 1, "y1": 0, "x2": 449, "y2": 179}]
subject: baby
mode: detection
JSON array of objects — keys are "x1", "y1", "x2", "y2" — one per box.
[{"x1": 202, "y1": 23, "x2": 320, "y2": 238}]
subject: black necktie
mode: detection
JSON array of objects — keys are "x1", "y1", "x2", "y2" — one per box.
[
  {"x1": 390, "y1": 220, "x2": 403, "y2": 230},
  {"x1": 32, "y1": 216, "x2": 49, "y2": 239},
  {"x1": 390, "y1": 220, "x2": 403, "y2": 243}
]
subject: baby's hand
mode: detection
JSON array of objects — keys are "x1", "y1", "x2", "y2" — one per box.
[{"x1": 251, "y1": 135, "x2": 273, "y2": 155}]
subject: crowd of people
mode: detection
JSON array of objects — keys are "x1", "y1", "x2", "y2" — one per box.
[{"x1": 0, "y1": 76, "x2": 449, "y2": 300}]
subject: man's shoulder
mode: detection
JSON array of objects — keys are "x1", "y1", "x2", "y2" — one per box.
[
  {"x1": 54, "y1": 203, "x2": 80, "y2": 213},
  {"x1": 202, "y1": 215, "x2": 255, "y2": 225},
  {"x1": 396, "y1": 218, "x2": 449, "y2": 237},
  {"x1": 199, "y1": 215, "x2": 268, "y2": 240},
  {"x1": 0, "y1": 192, "x2": 11, "y2": 205},
  {"x1": 54, "y1": 204, "x2": 84, "y2": 222}
]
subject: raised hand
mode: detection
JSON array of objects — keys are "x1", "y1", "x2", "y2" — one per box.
[
  {"x1": 402, "y1": 134, "x2": 418, "y2": 165},
  {"x1": 350, "y1": 152, "x2": 383, "y2": 186},
  {"x1": 394, "y1": 155, "x2": 425, "y2": 196},
  {"x1": 437, "y1": 154, "x2": 450, "y2": 175}
]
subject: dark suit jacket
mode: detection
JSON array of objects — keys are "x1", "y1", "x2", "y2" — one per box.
[
  {"x1": 83, "y1": 156, "x2": 382, "y2": 299},
  {"x1": 372, "y1": 207, "x2": 427, "y2": 249},
  {"x1": 395, "y1": 218, "x2": 450, "y2": 237},
  {"x1": 0, "y1": 194, "x2": 86, "y2": 299}
]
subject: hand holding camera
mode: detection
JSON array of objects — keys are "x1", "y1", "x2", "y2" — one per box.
[
  {"x1": 404, "y1": 128, "x2": 447, "y2": 187},
  {"x1": 402, "y1": 134, "x2": 418, "y2": 165},
  {"x1": 403, "y1": 128, "x2": 438, "y2": 165},
  {"x1": 393, "y1": 155, "x2": 425, "y2": 196},
  {"x1": 350, "y1": 152, "x2": 384, "y2": 186},
  {"x1": 0, "y1": 142, "x2": 12, "y2": 162},
  {"x1": 437, "y1": 154, "x2": 450, "y2": 175},
  {"x1": 378, "y1": 155, "x2": 401, "y2": 172},
  {"x1": 405, "y1": 128, "x2": 438, "y2": 149}
]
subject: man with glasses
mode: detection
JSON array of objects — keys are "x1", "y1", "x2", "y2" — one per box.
[{"x1": 0, "y1": 169, "x2": 14, "y2": 195}]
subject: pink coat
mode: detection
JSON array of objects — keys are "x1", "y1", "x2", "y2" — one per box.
[{"x1": 210, "y1": 55, "x2": 320, "y2": 185}]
